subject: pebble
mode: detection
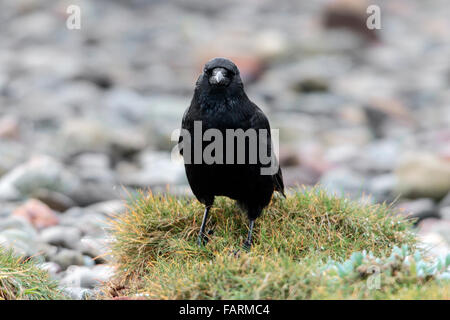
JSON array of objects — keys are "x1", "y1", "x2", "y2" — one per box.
[
  {"x1": 118, "y1": 151, "x2": 185, "y2": 188},
  {"x1": 0, "y1": 141, "x2": 28, "y2": 176},
  {"x1": 13, "y1": 199, "x2": 59, "y2": 229},
  {"x1": 417, "y1": 232, "x2": 450, "y2": 258},
  {"x1": 440, "y1": 192, "x2": 450, "y2": 208},
  {"x1": 85, "y1": 200, "x2": 126, "y2": 216},
  {"x1": 0, "y1": 216, "x2": 38, "y2": 257},
  {"x1": 368, "y1": 174, "x2": 397, "y2": 202},
  {"x1": 0, "y1": 115, "x2": 20, "y2": 139},
  {"x1": 440, "y1": 207, "x2": 450, "y2": 221},
  {"x1": 322, "y1": 0, "x2": 378, "y2": 42},
  {"x1": 38, "y1": 262, "x2": 62, "y2": 277},
  {"x1": 48, "y1": 248, "x2": 85, "y2": 270},
  {"x1": 418, "y1": 219, "x2": 450, "y2": 244},
  {"x1": 62, "y1": 287, "x2": 95, "y2": 300},
  {"x1": 0, "y1": 156, "x2": 81, "y2": 201},
  {"x1": 78, "y1": 237, "x2": 109, "y2": 263},
  {"x1": 60, "y1": 265, "x2": 115, "y2": 289},
  {"x1": 39, "y1": 226, "x2": 82, "y2": 250},
  {"x1": 395, "y1": 152, "x2": 450, "y2": 200},
  {"x1": 319, "y1": 168, "x2": 370, "y2": 199},
  {"x1": 0, "y1": 229, "x2": 37, "y2": 257},
  {"x1": 396, "y1": 198, "x2": 439, "y2": 223}
]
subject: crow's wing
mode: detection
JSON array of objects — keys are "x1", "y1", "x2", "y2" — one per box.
[
  {"x1": 249, "y1": 104, "x2": 286, "y2": 197},
  {"x1": 178, "y1": 104, "x2": 193, "y2": 156},
  {"x1": 273, "y1": 165, "x2": 286, "y2": 197}
]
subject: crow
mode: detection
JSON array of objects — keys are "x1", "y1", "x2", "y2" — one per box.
[{"x1": 179, "y1": 57, "x2": 285, "y2": 249}]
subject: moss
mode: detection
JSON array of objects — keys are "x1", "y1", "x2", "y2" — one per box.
[{"x1": 101, "y1": 187, "x2": 448, "y2": 299}]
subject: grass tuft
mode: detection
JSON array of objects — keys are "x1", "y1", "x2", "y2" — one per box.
[
  {"x1": 103, "y1": 187, "x2": 449, "y2": 299},
  {"x1": 0, "y1": 248, "x2": 67, "y2": 300}
]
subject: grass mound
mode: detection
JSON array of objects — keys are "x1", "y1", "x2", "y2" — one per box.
[
  {"x1": 104, "y1": 188, "x2": 448, "y2": 299},
  {"x1": 0, "y1": 248, "x2": 66, "y2": 300}
]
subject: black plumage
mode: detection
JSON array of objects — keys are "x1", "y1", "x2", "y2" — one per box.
[{"x1": 179, "y1": 57, "x2": 285, "y2": 249}]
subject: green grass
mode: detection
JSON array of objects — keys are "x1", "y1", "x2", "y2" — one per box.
[
  {"x1": 103, "y1": 187, "x2": 449, "y2": 299},
  {"x1": 0, "y1": 248, "x2": 67, "y2": 300}
]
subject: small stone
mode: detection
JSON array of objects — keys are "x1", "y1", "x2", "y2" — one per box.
[
  {"x1": 72, "y1": 70, "x2": 113, "y2": 90},
  {"x1": 293, "y1": 77, "x2": 329, "y2": 93},
  {"x1": 281, "y1": 166, "x2": 321, "y2": 187},
  {"x1": 50, "y1": 248, "x2": 85, "y2": 270},
  {"x1": 60, "y1": 265, "x2": 114, "y2": 289},
  {"x1": 278, "y1": 149, "x2": 302, "y2": 167},
  {"x1": 0, "y1": 155, "x2": 81, "y2": 201},
  {"x1": 359, "y1": 140, "x2": 400, "y2": 174},
  {"x1": 417, "y1": 232, "x2": 449, "y2": 258},
  {"x1": 36, "y1": 242, "x2": 58, "y2": 259},
  {"x1": 72, "y1": 152, "x2": 116, "y2": 184},
  {"x1": 0, "y1": 216, "x2": 38, "y2": 257},
  {"x1": 62, "y1": 287, "x2": 94, "y2": 300},
  {"x1": 418, "y1": 218, "x2": 450, "y2": 244},
  {"x1": 254, "y1": 30, "x2": 287, "y2": 60},
  {"x1": 0, "y1": 229, "x2": 37, "y2": 257},
  {"x1": 13, "y1": 199, "x2": 59, "y2": 229},
  {"x1": 32, "y1": 189, "x2": 76, "y2": 212},
  {"x1": 68, "y1": 182, "x2": 120, "y2": 207},
  {"x1": 62, "y1": 211, "x2": 108, "y2": 236},
  {"x1": 396, "y1": 198, "x2": 438, "y2": 223},
  {"x1": 58, "y1": 120, "x2": 111, "y2": 155},
  {"x1": 395, "y1": 152, "x2": 450, "y2": 199},
  {"x1": 439, "y1": 207, "x2": 450, "y2": 221},
  {"x1": 79, "y1": 236, "x2": 109, "y2": 263},
  {"x1": 0, "y1": 115, "x2": 20, "y2": 139},
  {"x1": 38, "y1": 262, "x2": 61, "y2": 277},
  {"x1": 369, "y1": 174, "x2": 397, "y2": 202},
  {"x1": 319, "y1": 168, "x2": 369, "y2": 199},
  {"x1": 0, "y1": 215, "x2": 37, "y2": 234},
  {"x1": 39, "y1": 225, "x2": 81, "y2": 250},
  {"x1": 118, "y1": 151, "x2": 185, "y2": 188},
  {"x1": 72, "y1": 152, "x2": 110, "y2": 169},
  {"x1": 322, "y1": 0, "x2": 378, "y2": 42},
  {"x1": 83, "y1": 255, "x2": 96, "y2": 267},
  {"x1": 440, "y1": 192, "x2": 450, "y2": 208},
  {"x1": 0, "y1": 141, "x2": 28, "y2": 176},
  {"x1": 85, "y1": 200, "x2": 126, "y2": 216},
  {"x1": 0, "y1": 202, "x2": 18, "y2": 219},
  {"x1": 104, "y1": 88, "x2": 150, "y2": 124}
]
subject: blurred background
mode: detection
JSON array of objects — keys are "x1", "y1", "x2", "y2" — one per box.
[{"x1": 0, "y1": 0, "x2": 449, "y2": 295}]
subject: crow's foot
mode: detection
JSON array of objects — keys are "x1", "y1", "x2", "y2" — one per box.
[
  {"x1": 233, "y1": 242, "x2": 251, "y2": 257},
  {"x1": 243, "y1": 240, "x2": 252, "y2": 252},
  {"x1": 197, "y1": 230, "x2": 213, "y2": 246},
  {"x1": 197, "y1": 233, "x2": 209, "y2": 246}
]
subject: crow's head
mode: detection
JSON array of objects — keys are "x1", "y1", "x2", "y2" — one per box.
[{"x1": 197, "y1": 57, "x2": 243, "y2": 94}]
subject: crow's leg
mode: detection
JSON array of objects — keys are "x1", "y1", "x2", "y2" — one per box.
[
  {"x1": 197, "y1": 205, "x2": 211, "y2": 246},
  {"x1": 243, "y1": 219, "x2": 255, "y2": 251}
]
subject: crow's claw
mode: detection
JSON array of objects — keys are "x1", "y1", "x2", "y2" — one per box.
[
  {"x1": 243, "y1": 241, "x2": 252, "y2": 252},
  {"x1": 197, "y1": 233, "x2": 209, "y2": 246}
]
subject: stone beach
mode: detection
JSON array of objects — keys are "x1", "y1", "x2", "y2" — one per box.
[{"x1": 0, "y1": 0, "x2": 449, "y2": 298}]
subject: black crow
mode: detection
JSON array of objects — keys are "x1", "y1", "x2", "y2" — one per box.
[{"x1": 179, "y1": 57, "x2": 285, "y2": 249}]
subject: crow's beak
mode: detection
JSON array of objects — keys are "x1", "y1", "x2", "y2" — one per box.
[
  {"x1": 214, "y1": 71, "x2": 224, "y2": 84},
  {"x1": 209, "y1": 67, "x2": 228, "y2": 86}
]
